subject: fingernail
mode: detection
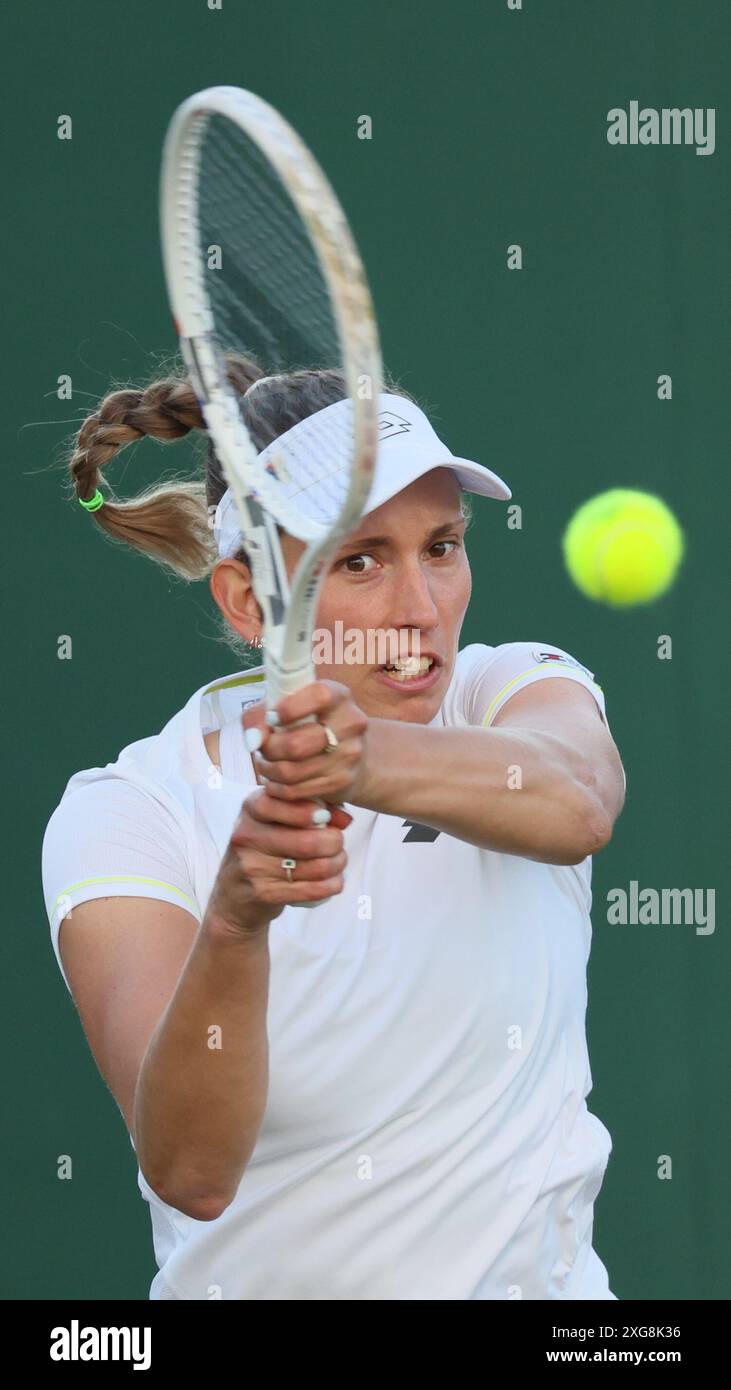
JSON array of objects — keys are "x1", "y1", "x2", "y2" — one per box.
[
  {"x1": 265, "y1": 709, "x2": 281, "y2": 728},
  {"x1": 245, "y1": 727, "x2": 264, "y2": 752},
  {"x1": 311, "y1": 807, "x2": 332, "y2": 826}
]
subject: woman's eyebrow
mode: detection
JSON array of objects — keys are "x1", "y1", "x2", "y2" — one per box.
[{"x1": 338, "y1": 517, "x2": 466, "y2": 552}]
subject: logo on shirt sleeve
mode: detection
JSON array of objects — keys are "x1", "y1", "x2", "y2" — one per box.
[
  {"x1": 532, "y1": 650, "x2": 595, "y2": 680},
  {"x1": 240, "y1": 695, "x2": 265, "y2": 712}
]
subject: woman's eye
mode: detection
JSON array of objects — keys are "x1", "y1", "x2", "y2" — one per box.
[
  {"x1": 340, "y1": 553, "x2": 377, "y2": 574},
  {"x1": 338, "y1": 540, "x2": 460, "y2": 573}
]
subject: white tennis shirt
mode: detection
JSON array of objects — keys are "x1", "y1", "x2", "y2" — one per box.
[{"x1": 42, "y1": 641, "x2": 618, "y2": 1301}]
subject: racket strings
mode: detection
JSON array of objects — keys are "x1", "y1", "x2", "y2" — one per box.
[
  {"x1": 198, "y1": 115, "x2": 360, "y2": 529},
  {"x1": 200, "y1": 117, "x2": 340, "y2": 371}
]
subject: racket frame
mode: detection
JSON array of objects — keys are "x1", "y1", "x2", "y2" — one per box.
[{"x1": 160, "y1": 85, "x2": 383, "y2": 704}]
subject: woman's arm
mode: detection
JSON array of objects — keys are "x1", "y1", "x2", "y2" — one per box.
[
  {"x1": 57, "y1": 896, "x2": 270, "y2": 1222},
  {"x1": 133, "y1": 911, "x2": 272, "y2": 1220},
  {"x1": 58, "y1": 793, "x2": 352, "y2": 1222},
  {"x1": 355, "y1": 680, "x2": 625, "y2": 865},
  {"x1": 136, "y1": 792, "x2": 348, "y2": 1214},
  {"x1": 250, "y1": 678, "x2": 625, "y2": 868}
]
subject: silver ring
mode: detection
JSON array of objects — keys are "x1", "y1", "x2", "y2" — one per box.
[
  {"x1": 320, "y1": 722, "x2": 339, "y2": 754},
  {"x1": 281, "y1": 858, "x2": 296, "y2": 883}
]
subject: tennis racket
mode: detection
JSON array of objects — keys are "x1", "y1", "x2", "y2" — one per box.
[{"x1": 159, "y1": 84, "x2": 382, "y2": 903}]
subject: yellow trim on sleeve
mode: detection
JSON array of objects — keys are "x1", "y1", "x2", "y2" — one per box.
[
  {"x1": 203, "y1": 672, "x2": 265, "y2": 696},
  {"x1": 50, "y1": 875, "x2": 200, "y2": 921},
  {"x1": 481, "y1": 667, "x2": 603, "y2": 728}
]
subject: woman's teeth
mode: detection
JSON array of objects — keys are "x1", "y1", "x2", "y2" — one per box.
[{"x1": 382, "y1": 656, "x2": 434, "y2": 681}]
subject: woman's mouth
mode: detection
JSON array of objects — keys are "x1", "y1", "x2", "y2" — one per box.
[{"x1": 375, "y1": 655, "x2": 442, "y2": 691}]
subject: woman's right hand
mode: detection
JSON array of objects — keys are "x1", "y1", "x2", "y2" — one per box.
[{"x1": 207, "y1": 787, "x2": 353, "y2": 937}]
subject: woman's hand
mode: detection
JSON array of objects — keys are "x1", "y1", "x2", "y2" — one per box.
[
  {"x1": 243, "y1": 680, "x2": 370, "y2": 806},
  {"x1": 207, "y1": 787, "x2": 354, "y2": 936}
]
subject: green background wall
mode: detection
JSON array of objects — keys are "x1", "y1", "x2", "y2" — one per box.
[{"x1": 5, "y1": 0, "x2": 728, "y2": 1299}]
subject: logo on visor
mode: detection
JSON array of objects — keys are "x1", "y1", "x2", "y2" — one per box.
[{"x1": 378, "y1": 411, "x2": 413, "y2": 440}]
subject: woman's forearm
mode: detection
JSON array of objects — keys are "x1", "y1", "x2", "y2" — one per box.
[
  {"x1": 133, "y1": 914, "x2": 271, "y2": 1221},
  {"x1": 354, "y1": 720, "x2": 611, "y2": 865}
]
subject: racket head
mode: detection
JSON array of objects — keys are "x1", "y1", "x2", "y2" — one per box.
[{"x1": 160, "y1": 86, "x2": 383, "y2": 701}]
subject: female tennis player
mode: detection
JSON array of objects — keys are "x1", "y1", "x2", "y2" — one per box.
[{"x1": 42, "y1": 357, "x2": 626, "y2": 1301}]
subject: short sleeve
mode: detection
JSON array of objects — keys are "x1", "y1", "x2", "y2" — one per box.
[
  {"x1": 41, "y1": 777, "x2": 201, "y2": 992},
  {"x1": 458, "y1": 641, "x2": 610, "y2": 730}
]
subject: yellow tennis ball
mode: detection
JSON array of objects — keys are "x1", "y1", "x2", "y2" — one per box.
[{"x1": 562, "y1": 489, "x2": 684, "y2": 608}]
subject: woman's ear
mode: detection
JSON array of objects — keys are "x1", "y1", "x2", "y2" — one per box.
[{"x1": 209, "y1": 559, "x2": 264, "y2": 647}]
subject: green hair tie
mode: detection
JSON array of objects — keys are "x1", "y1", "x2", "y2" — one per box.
[{"x1": 79, "y1": 488, "x2": 104, "y2": 513}]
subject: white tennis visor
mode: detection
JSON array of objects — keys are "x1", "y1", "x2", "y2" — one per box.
[{"x1": 213, "y1": 392, "x2": 512, "y2": 558}]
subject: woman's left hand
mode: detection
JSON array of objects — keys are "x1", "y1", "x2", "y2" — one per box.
[{"x1": 242, "y1": 680, "x2": 371, "y2": 806}]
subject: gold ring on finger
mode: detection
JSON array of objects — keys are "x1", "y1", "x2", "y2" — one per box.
[{"x1": 320, "y1": 722, "x2": 339, "y2": 754}]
